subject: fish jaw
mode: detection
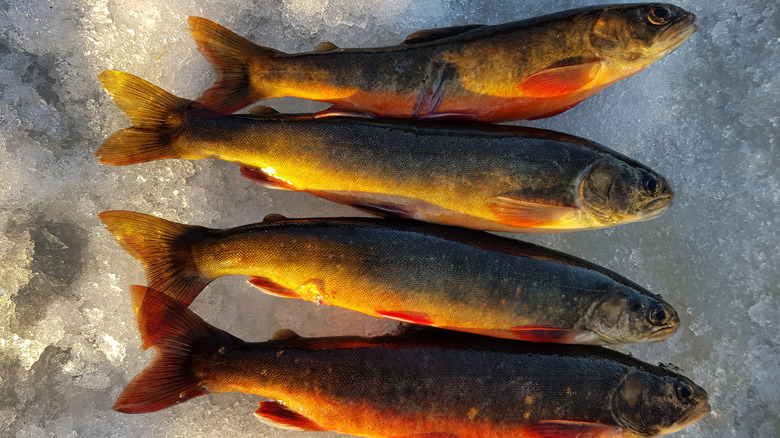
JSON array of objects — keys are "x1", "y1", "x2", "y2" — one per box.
[{"x1": 656, "y1": 400, "x2": 711, "y2": 436}]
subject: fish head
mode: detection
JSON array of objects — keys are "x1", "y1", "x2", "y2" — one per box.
[
  {"x1": 589, "y1": 4, "x2": 696, "y2": 71},
  {"x1": 584, "y1": 286, "x2": 679, "y2": 344},
  {"x1": 611, "y1": 369, "x2": 710, "y2": 436},
  {"x1": 579, "y1": 159, "x2": 673, "y2": 226}
]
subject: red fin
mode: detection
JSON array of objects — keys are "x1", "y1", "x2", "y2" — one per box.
[
  {"x1": 114, "y1": 286, "x2": 219, "y2": 413},
  {"x1": 417, "y1": 112, "x2": 478, "y2": 121},
  {"x1": 189, "y1": 16, "x2": 281, "y2": 116},
  {"x1": 510, "y1": 327, "x2": 594, "y2": 344},
  {"x1": 527, "y1": 101, "x2": 583, "y2": 120},
  {"x1": 486, "y1": 197, "x2": 576, "y2": 228},
  {"x1": 254, "y1": 401, "x2": 326, "y2": 431},
  {"x1": 248, "y1": 277, "x2": 300, "y2": 299},
  {"x1": 375, "y1": 310, "x2": 433, "y2": 325},
  {"x1": 98, "y1": 211, "x2": 212, "y2": 308},
  {"x1": 520, "y1": 420, "x2": 621, "y2": 438},
  {"x1": 240, "y1": 166, "x2": 297, "y2": 191},
  {"x1": 314, "y1": 107, "x2": 376, "y2": 119},
  {"x1": 96, "y1": 71, "x2": 193, "y2": 165},
  {"x1": 518, "y1": 61, "x2": 602, "y2": 98}
]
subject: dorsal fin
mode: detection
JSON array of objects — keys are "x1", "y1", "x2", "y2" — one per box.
[
  {"x1": 313, "y1": 41, "x2": 339, "y2": 52},
  {"x1": 249, "y1": 105, "x2": 280, "y2": 115},
  {"x1": 271, "y1": 329, "x2": 302, "y2": 341},
  {"x1": 402, "y1": 24, "x2": 485, "y2": 44},
  {"x1": 262, "y1": 213, "x2": 288, "y2": 223}
]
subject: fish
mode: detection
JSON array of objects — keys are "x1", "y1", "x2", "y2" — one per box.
[
  {"x1": 96, "y1": 71, "x2": 674, "y2": 233},
  {"x1": 188, "y1": 4, "x2": 696, "y2": 121},
  {"x1": 98, "y1": 211, "x2": 680, "y2": 345},
  {"x1": 114, "y1": 285, "x2": 710, "y2": 438}
]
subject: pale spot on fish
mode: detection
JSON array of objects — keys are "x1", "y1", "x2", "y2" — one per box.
[
  {"x1": 467, "y1": 407, "x2": 479, "y2": 420},
  {"x1": 524, "y1": 396, "x2": 535, "y2": 405}
]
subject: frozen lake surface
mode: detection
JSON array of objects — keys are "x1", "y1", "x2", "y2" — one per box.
[{"x1": 0, "y1": 0, "x2": 777, "y2": 437}]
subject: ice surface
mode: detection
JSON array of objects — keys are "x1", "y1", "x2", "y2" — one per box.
[{"x1": 0, "y1": 0, "x2": 777, "y2": 436}]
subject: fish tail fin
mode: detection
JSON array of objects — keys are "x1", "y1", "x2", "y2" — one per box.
[
  {"x1": 96, "y1": 70, "x2": 198, "y2": 165},
  {"x1": 98, "y1": 210, "x2": 213, "y2": 308},
  {"x1": 114, "y1": 286, "x2": 226, "y2": 412},
  {"x1": 189, "y1": 16, "x2": 282, "y2": 116}
]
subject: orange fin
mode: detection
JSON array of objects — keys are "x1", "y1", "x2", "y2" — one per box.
[
  {"x1": 518, "y1": 59, "x2": 602, "y2": 98},
  {"x1": 527, "y1": 101, "x2": 582, "y2": 120},
  {"x1": 375, "y1": 310, "x2": 433, "y2": 325},
  {"x1": 510, "y1": 327, "x2": 594, "y2": 344},
  {"x1": 402, "y1": 25, "x2": 485, "y2": 44},
  {"x1": 417, "y1": 112, "x2": 479, "y2": 121},
  {"x1": 314, "y1": 107, "x2": 377, "y2": 119},
  {"x1": 254, "y1": 401, "x2": 326, "y2": 431},
  {"x1": 520, "y1": 420, "x2": 620, "y2": 438},
  {"x1": 248, "y1": 277, "x2": 300, "y2": 299},
  {"x1": 486, "y1": 197, "x2": 576, "y2": 228},
  {"x1": 240, "y1": 166, "x2": 297, "y2": 191},
  {"x1": 114, "y1": 286, "x2": 219, "y2": 412},
  {"x1": 98, "y1": 211, "x2": 213, "y2": 308},
  {"x1": 96, "y1": 71, "x2": 194, "y2": 165},
  {"x1": 189, "y1": 16, "x2": 281, "y2": 116}
]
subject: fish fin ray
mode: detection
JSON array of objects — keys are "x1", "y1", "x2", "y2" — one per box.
[
  {"x1": 375, "y1": 310, "x2": 433, "y2": 325},
  {"x1": 189, "y1": 16, "x2": 280, "y2": 115},
  {"x1": 96, "y1": 71, "x2": 195, "y2": 165},
  {"x1": 486, "y1": 196, "x2": 577, "y2": 228},
  {"x1": 240, "y1": 166, "x2": 298, "y2": 191},
  {"x1": 402, "y1": 25, "x2": 485, "y2": 44},
  {"x1": 518, "y1": 60, "x2": 602, "y2": 98},
  {"x1": 510, "y1": 327, "x2": 595, "y2": 344},
  {"x1": 521, "y1": 420, "x2": 622, "y2": 438},
  {"x1": 254, "y1": 401, "x2": 326, "y2": 431},
  {"x1": 98, "y1": 211, "x2": 212, "y2": 311},
  {"x1": 248, "y1": 277, "x2": 301, "y2": 299},
  {"x1": 113, "y1": 286, "x2": 220, "y2": 413}
]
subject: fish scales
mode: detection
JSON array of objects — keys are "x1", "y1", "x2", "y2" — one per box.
[
  {"x1": 116, "y1": 287, "x2": 710, "y2": 437},
  {"x1": 100, "y1": 212, "x2": 679, "y2": 345},
  {"x1": 97, "y1": 71, "x2": 674, "y2": 233}
]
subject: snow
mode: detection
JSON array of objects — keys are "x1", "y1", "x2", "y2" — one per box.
[{"x1": 1, "y1": 0, "x2": 778, "y2": 436}]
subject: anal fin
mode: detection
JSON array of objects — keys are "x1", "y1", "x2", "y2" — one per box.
[
  {"x1": 255, "y1": 401, "x2": 326, "y2": 431},
  {"x1": 248, "y1": 277, "x2": 300, "y2": 299}
]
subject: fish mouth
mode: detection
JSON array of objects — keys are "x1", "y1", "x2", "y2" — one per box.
[
  {"x1": 635, "y1": 196, "x2": 673, "y2": 221},
  {"x1": 657, "y1": 12, "x2": 697, "y2": 52},
  {"x1": 645, "y1": 324, "x2": 677, "y2": 341},
  {"x1": 663, "y1": 400, "x2": 711, "y2": 435}
]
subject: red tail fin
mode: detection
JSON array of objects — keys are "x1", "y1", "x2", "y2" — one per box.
[
  {"x1": 96, "y1": 71, "x2": 193, "y2": 165},
  {"x1": 114, "y1": 286, "x2": 217, "y2": 413},
  {"x1": 189, "y1": 16, "x2": 281, "y2": 116},
  {"x1": 98, "y1": 211, "x2": 213, "y2": 308}
]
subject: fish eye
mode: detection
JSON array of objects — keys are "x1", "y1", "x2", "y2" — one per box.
[
  {"x1": 675, "y1": 381, "x2": 692, "y2": 401},
  {"x1": 648, "y1": 6, "x2": 672, "y2": 25},
  {"x1": 643, "y1": 174, "x2": 659, "y2": 194},
  {"x1": 648, "y1": 303, "x2": 670, "y2": 325}
]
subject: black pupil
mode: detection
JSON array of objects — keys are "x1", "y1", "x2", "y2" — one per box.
[
  {"x1": 653, "y1": 306, "x2": 667, "y2": 323},
  {"x1": 654, "y1": 7, "x2": 670, "y2": 19},
  {"x1": 645, "y1": 176, "x2": 658, "y2": 193},
  {"x1": 678, "y1": 383, "x2": 692, "y2": 399}
]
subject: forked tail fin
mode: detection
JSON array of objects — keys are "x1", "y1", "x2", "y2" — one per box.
[
  {"x1": 114, "y1": 286, "x2": 222, "y2": 413},
  {"x1": 98, "y1": 210, "x2": 213, "y2": 309},
  {"x1": 189, "y1": 16, "x2": 282, "y2": 116},
  {"x1": 97, "y1": 71, "x2": 194, "y2": 165}
]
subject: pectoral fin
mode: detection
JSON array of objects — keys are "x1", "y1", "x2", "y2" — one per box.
[
  {"x1": 375, "y1": 310, "x2": 434, "y2": 325},
  {"x1": 518, "y1": 60, "x2": 602, "y2": 98},
  {"x1": 240, "y1": 166, "x2": 297, "y2": 191},
  {"x1": 486, "y1": 197, "x2": 577, "y2": 228},
  {"x1": 520, "y1": 420, "x2": 621, "y2": 438},
  {"x1": 510, "y1": 327, "x2": 594, "y2": 344},
  {"x1": 255, "y1": 401, "x2": 326, "y2": 431}
]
